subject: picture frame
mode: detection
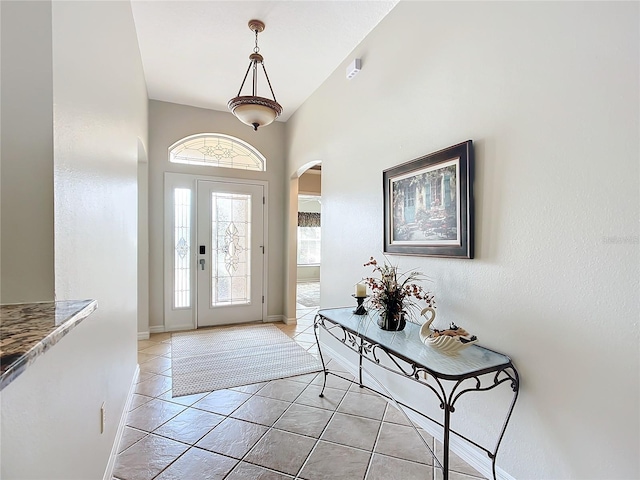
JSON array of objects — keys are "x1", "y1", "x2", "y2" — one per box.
[{"x1": 383, "y1": 140, "x2": 474, "y2": 258}]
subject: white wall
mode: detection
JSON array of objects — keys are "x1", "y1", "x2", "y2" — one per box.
[
  {"x1": 0, "y1": 1, "x2": 148, "y2": 478},
  {"x1": 138, "y1": 140, "x2": 150, "y2": 338},
  {"x1": 147, "y1": 100, "x2": 287, "y2": 329},
  {"x1": 0, "y1": 0, "x2": 55, "y2": 303},
  {"x1": 286, "y1": 2, "x2": 639, "y2": 478}
]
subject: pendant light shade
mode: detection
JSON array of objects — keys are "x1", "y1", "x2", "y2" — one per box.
[{"x1": 228, "y1": 20, "x2": 283, "y2": 131}]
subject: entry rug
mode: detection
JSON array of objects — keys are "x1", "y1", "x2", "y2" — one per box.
[{"x1": 171, "y1": 323, "x2": 323, "y2": 397}]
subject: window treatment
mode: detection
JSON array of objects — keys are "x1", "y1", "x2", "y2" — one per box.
[{"x1": 298, "y1": 212, "x2": 321, "y2": 228}]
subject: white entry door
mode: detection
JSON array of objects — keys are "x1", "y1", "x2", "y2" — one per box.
[{"x1": 196, "y1": 180, "x2": 264, "y2": 327}]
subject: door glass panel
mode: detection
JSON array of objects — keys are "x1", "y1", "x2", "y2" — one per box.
[
  {"x1": 210, "y1": 192, "x2": 251, "y2": 306},
  {"x1": 173, "y1": 188, "x2": 191, "y2": 309}
]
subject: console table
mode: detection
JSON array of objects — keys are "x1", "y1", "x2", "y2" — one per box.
[{"x1": 314, "y1": 307, "x2": 519, "y2": 480}]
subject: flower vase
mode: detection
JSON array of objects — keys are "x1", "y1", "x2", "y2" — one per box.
[{"x1": 377, "y1": 310, "x2": 406, "y2": 331}]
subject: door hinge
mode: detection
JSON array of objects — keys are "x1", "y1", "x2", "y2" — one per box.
[
  {"x1": 262, "y1": 295, "x2": 265, "y2": 303},
  {"x1": 263, "y1": 196, "x2": 265, "y2": 205}
]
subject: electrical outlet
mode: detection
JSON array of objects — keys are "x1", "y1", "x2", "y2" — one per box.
[{"x1": 100, "y1": 403, "x2": 106, "y2": 434}]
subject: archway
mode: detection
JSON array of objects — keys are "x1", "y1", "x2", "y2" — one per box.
[{"x1": 285, "y1": 161, "x2": 322, "y2": 324}]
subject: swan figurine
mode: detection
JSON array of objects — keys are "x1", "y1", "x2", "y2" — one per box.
[{"x1": 419, "y1": 307, "x2": 478, "y2": 354}]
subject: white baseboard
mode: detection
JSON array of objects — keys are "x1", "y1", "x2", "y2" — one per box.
[
  {"x1": 137, "y1": 331, "x2": 150, "y2": 340},
  {"x1": 103, "y1": 364, "x2": 139, "y2": 480},
  {"x1": 266, "y1": 315, "x2": 286, "y2": 323},
  {"x1": 149, "y1": 325, "x2": 166, "y2": 334},
  {"x1": 320, "y1": 341, "x2": 514, "y2": 480},
  {"x1": 284, "y1": 317, "x2": 297, "y2": 325}
]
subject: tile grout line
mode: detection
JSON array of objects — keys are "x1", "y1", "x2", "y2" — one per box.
[
  {"x1": 291, "y1": 380, "x2": 351, "y2": 480},
  {"x1": 362, "y1": 402, "x2": 389, "y2": 480},
  {"x1": 122, "y1": 315, "x2": 323, "y2": 479},
  {"x1": 223, "y1": 374, "x2": 320, "y2": 479}
]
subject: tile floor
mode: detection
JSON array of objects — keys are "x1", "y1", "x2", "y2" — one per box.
[{"x1": 114, "y1": 287, "x2": 485, "y2": 480}]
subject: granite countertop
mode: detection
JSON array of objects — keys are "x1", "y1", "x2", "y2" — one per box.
[{"x1": 0, "y1": 299, "x2": 98, "y2": 391}]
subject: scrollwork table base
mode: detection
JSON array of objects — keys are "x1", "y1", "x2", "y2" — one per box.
[{"x1": 313, "y1": 307, "x2": 519, "y2": 480}]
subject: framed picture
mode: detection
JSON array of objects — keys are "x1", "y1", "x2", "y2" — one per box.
[{"x1": 383, "y1": 140, "x2": 474, "y2": 258}]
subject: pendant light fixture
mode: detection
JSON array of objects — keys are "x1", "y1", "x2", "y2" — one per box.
[{"x1": 228, "y1": 20, "x2": 283, "y2": 131}]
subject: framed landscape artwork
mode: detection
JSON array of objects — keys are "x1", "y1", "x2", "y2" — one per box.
[{"x1": 383, "y1": 140, "x2": 474, "y2": 258}]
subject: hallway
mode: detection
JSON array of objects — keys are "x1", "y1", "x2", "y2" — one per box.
[{"x1": 112, "y1": 284, "x2": 484, "y2": 479}]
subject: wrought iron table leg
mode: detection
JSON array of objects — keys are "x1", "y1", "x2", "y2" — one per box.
[
  {"x1": 443, "y1": 405, "x2": 451, "y2": 480},
  {"x1": 358, "y1": 341, "x2": 364, "y2": 388},
  {"x1": 314, "y1": 316, "x2": 328, "y2": 398}
]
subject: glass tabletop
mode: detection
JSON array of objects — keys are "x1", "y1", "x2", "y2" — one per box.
[{"x1": 317, "y1": 307, "x2": 513, "y2": 380}]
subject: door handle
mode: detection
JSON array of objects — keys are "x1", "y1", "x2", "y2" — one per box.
[{"x1": 199, "y1": 259, "x2": 206, "y2": 271}]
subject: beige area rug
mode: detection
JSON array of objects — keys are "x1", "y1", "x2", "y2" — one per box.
[{"x1": 171, "y1": 323, "x2": 323, "y2": 397}]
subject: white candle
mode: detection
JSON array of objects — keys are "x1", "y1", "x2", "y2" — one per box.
[{"x1": 355, "y1": 283, "x2": 366, "y2": 297}]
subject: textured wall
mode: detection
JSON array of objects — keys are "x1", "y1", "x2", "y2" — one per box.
[
  {"x1": 286, "y1": 2, "x2": 639, "y2": 478},
  {"x1": 1, "y1": 1, "x2": 148, "y2": 478},
  {"x1": 0, "y1": 0, "x2": 55, "y2": 303}
]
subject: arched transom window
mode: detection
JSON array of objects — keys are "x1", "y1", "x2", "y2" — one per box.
[{"x1": 169, "y1": 133, "x2": 266, "y2": 171}]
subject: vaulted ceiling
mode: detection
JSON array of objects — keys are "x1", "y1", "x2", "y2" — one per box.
[{"x1": 130, "y1": 1, "x2": 398, "y2": 122}]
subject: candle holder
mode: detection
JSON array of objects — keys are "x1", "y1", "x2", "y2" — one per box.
[{"x1": 352, "y1": 294, "x2": 369, "y2": 315}]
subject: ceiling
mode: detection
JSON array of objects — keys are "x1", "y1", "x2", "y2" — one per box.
[{"x1": 130, "y1": 1, "x2": 398, "y2": 122}]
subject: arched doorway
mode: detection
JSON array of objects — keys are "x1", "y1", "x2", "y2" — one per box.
[{"x1": 285, "y1": 162, "x2": 322, "y2": 324}]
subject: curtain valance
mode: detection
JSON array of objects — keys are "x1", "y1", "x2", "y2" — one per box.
[{"x1": 298, "y1": 212, "x2": 321, "y2": 228}]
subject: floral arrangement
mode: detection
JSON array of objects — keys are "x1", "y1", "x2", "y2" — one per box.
[{"x1": 363, "y1": 257, "x2": 435, "y2": 326}]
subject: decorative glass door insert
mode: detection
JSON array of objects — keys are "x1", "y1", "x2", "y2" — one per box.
[
  {"x1": 210, "y1": 192, "x2": 251, "y2": 306},
  {"x1": 197, "y1": 180, "x2": 264, "y2": 327}
]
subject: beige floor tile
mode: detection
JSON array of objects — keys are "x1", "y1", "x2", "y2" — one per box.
[
  {"x1": 157, "y1": 390, "x2": 206, "y2": 407},
  {"x1": 256, "y1": 379, "x2": 307, "y2": 402},
  {"x1": 296, "y1": 339, "x2": 315, "y2": 349},
  {"x1": 137, "y1": 340, "x2": 156, "y2": 350},
  {"x1": 129, "y1": 394, "x2": 153, "y2": 411},
  {"x1": 226, "y1": 462, "x2": 294, "y2": 479},
  {"x1": 154, "y1": 447, "x2": 237, "y2": 480},
  {"x1": 311, "y1": 371, "x2": 354, "y2": 391},
  {"x1": 135, "y1": 371, "x2": 156, "y2": 384},
  {"x1": 137, "y1": 352, "x2": 157, "y2": 364},
  {"x1": 383, "y1": 403, "x2": 413, "y2": 426},
  {"x1": 273, "y1": 403, "x2": 333, "y2": 438},
  {"x1": 287, "y1": 371, "x2": 318, "y2": 384},
  {"x1": 139, "y1": 356, "x2": 171, "y2": 375},
  {"x1": 134, "y1": 374, "x2": 172, "y2": 398},
  {"x1": 294, "y1": 384, "x2": 346, "y2": 411},
  {"x1": 113, "y1": 433, "x2": 188, "y2": 480},
  {"x1": 196, "y1": 417, "x2": 268, "y2": 459},
  {"x1": 244, "y1": 429, "x2": 316, "y2": 476},
  {"x1": 229, "y1": 382, "x2": 267, "y2": 394},
  {"x1": 374, "y1": 422, "x2": 433, "y2": 465},
  {"x1": 125, "y1": 398, "x2": 185, "y2": 432},
  {"x1": 294, "y1": 331, "x2": 317, "y2": 344},
  {"x1": 298, "y1": 440, "x2": 371, "y2": 480},
  {"x1": 337, "y1": 390, "x2": 387, "y2": 420},
  {"x1": 117, "y1": 427, "x2": 147, "y2": 453},
  {"x1": 230, "y1": 394, "x2": 290, "y2": 426},
  {"x1": 192, "y1": 389, "x2": 251, "y2": 416},
  {"x1": 366, "y1": 453, "x2": 433, "y2": 480},
  {"x1": 154, "y1": 408, "x2": 224, "y2": 444},
  {"x1": 435, "y1": 441, "x2": 484, "y2": 477},
  {"x1": 140, "y1": 343, "x2": 171, "y2": 357},
  {"x1": 149, "y1": 332, "x2": 171, "y2": 342},
  {"x1": 434, "y1": 468, "x2": 487, "y2": 480},
  {"x1": 321, "y1": 412, "x2": 381, "y2": 451}
]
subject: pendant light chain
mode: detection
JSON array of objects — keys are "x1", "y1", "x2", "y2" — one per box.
[
  {"x1": 228, "y1": 19, "x2": 283, "y2": 131},
  {"x1": 254, "y1": 28, "x2": 260, "y2": 54}
]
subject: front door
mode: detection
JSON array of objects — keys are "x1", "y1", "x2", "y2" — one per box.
[{"x1": 196, "y1": 180, "x2": 264, "y2": 326}]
